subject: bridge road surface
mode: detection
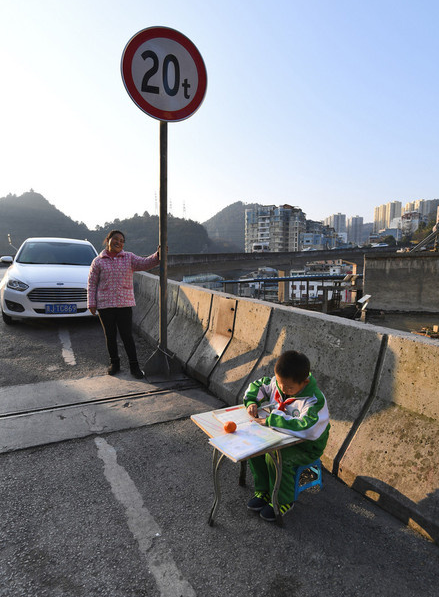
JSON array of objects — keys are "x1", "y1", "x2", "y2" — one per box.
[{"x1": 0, "y1": 305, "x2": 438, "y2": 595}]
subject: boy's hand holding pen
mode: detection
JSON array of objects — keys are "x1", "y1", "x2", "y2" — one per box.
[{"x1": 246, "y1": 404, "x2": 267, "y2": 426}]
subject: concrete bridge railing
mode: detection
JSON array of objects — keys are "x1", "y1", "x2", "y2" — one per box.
[{"x1": 133, "y1": 272, "x2": 439, "y2": 543}]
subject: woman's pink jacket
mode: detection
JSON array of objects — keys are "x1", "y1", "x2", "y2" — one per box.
[{"x1": 87, "y1": 249, "x2": 159, "y2": 310}]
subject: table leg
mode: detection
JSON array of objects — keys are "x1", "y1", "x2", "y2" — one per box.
[
  {"x1": 239, "y1": 461, "x2": 247, "y2": 486},
  {"x1": 208, "y1": 448, "x2": 226, "y2": 526},
  {"x1": 268, "y1": 449, "x2": 283, "y2": 526}
]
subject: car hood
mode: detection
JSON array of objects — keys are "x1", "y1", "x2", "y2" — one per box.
[{"x1": 8, "y1": 263, "x2": 90, "y2": 285}]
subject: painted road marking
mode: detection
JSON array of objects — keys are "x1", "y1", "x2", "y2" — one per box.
[
  {"x1": 58, "y1": 328, "x2": 76, "y2": 366},
  {"x1": 94, "y1": 437, "x2": 196, "y2": 597}
]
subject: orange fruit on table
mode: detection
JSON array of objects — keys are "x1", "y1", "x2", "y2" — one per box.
[{"x1": 223, "y1": 421, "x2": 237, "y2": 433}]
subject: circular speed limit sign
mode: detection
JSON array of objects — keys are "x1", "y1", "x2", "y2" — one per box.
[{"x1": 121, "y1": 27, "x2": 207, "y2": 122}]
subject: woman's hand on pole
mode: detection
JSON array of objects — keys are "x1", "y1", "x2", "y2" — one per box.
[{"x1": 157, "y1": 245, "x2": 168, "y2": 260}]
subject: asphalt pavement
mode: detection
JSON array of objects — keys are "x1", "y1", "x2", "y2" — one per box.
[
  {"x1": 1, "y1": 379, "x2": 438, "y2": 597},
  {"x1": 1, "y1": 262, "x2": 437, "y2": 597}
]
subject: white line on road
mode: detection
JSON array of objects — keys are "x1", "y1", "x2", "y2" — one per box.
[
  {"x1": 94, "y1": 437, "x2": 196, "y2": 597},
  {"x1": 58, "y1": 328, "x2": 76, "y2": 366}
]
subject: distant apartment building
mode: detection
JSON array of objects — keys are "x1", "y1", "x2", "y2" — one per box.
[
  {"x1": 374, "y1": 199, "x2": 439, "y2": 235},
  {"x1": 289, "y1": 260, "x2": 353, "y2": 303},
  {"x1": 386, "y1": 201, "x2": 402, "y2": 226},
  {"x1": 300, "y1": 220, "x2": 337, "y2": 250},
  {"x1": 323, "y1": 213, "x2": 346, "y2": 234},
  {"x1": 245, "y1": 204, "x2": 306, "y2": 252},
  {"x1": 323, "y1": 212, "x2": 347, "y2": 243},
  {"x1": 404, "y1": 199, "x2": 439, "y2": 219},
  {"x1": 373, "y1": 204, "x2": 388, "y2": 233},
  {"x1": 347, "y1": 215, "x2": 363, "y2": 246},
  {"x1": 401, "y1": 211, "x2": 422, "y2": 235}
]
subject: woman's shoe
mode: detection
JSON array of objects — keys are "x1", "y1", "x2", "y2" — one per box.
[
  {"x1": 107, "y1": 360, "x2": 120, "y2": 375},
  {"x1": 130, "y1": 364, "x2": 144, "y2": 379}
]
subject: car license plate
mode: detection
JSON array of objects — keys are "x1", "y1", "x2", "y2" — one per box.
[{"x1": 45, "y1": 304, "x2": 77, "y2": 314}]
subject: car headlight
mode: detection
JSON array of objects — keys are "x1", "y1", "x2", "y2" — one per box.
[{"x1": 7, "y1": 279, "x2": 29, "y2": 292}]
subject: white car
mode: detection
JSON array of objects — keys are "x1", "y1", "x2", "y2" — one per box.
[{"x1": 0, "y1": 237, "x2": 98, "y2": 324}]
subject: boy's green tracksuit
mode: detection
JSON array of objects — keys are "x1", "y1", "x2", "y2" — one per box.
[{"x1": 243, "y1": 374, "x2": 330, "y2": 507}]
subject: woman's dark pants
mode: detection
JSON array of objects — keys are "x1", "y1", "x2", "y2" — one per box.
[{"x1": 98, "y1": 307, "x2": 138, "y2": 366}]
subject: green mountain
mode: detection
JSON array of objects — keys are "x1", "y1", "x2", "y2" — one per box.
[
  {"x1": 94, "y1": 212, "x2": 210, "y2": 255},
  {"x1": 202, "y1": 201, "x2": 261, "y2": 252},
  {"x1": 0, "y1": 191, "x2": 229, "y2": 256},
  {"x1": 0, "y1": 191, "x2": 90, "y2": 255}
]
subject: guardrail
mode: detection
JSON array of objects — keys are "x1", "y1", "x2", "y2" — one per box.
[{"x1": 133, "y1": 272, "x2": 439, "y2": 543}]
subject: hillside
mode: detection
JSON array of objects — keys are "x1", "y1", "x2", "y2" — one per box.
[
  {"x1": 202, "y1": 201, "x2": 261, "y2": 252},
  {"x1": 0, "y1": 191, "x2": 215, "y2": 256},
  {"x1": 94, "y1": 212, "x2": 210, "y2": 254},
  {"x1": 0, "y1": 192, "x2": 91, "y2": 255}
]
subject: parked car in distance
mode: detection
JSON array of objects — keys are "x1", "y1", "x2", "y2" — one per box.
[{"x1": 0, "y1": 237, "x2": 98, "y2": 324}]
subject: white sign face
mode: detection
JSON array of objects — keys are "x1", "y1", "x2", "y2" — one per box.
[{"x1": 121, "y1": 27, "x2": 207, "y2": 122}]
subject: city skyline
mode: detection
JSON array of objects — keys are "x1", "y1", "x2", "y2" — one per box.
[{"x1": 0, "y1": 1, "x2": 438, "y2": 229}]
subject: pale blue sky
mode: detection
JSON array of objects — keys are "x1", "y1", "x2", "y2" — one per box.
[{"x1": 0, "y1": 0, "x2": 437, "y2": 228}]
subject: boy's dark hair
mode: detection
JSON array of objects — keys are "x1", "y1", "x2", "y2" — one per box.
[{"x1": 274, "y1": 350, "x2": 310, "y2": 382}]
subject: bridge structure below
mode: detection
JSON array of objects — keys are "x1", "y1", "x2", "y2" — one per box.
[{"x1": 165, "y1": 246, "x2": 395, "y2": 279}]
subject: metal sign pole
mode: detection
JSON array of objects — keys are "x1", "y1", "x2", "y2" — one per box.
[
  {"x1": 143, "y1": 121, "x2": 181, "y2": 380},
  {"x1": 159, "y1": 120, "x2": 168, "y2": 351}
]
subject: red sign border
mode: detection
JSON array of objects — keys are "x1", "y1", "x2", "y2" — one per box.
[{"x1": 121, "y1": 26, "x2": 207, "y2": 122}]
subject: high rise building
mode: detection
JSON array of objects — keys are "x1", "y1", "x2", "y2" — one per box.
[
  {"x1": 403, "y1": 201, "x2": 416, "y2": 214},
  {"x1": 374, "y1": 201, "x2": 402, "y2": 232},
  {"x1": 245, "y1": 204, "x2": 306, "y2": 252},
  {"x1": 323, "y1": 213, "x2": 346, "y2": 234},
  {"x1": 347, "y1": 215, "x2": 363, "y2": 245},
  {"x1": 401, "y1": 199, "x2": 439, "y2": 218},
  {"x1": 413, "y1": 199, "x2": 439, "y2": 218},
  {"x1": 373, "y1": 204, "x2": 387, "y2": 232},
  {"x1": 386, "y1": 201, "x2": 401, "y2": 227}
]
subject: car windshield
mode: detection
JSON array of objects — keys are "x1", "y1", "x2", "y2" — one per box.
[{"x1": 16, "y1": 241, "x2": 97, "y2": 266}]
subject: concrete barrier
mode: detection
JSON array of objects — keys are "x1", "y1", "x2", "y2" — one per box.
[
  {"x1": 186, "y1": 293, "x2": 237, "y2": 385},
  {"x1": 208, "y1": 298, "x2": 272, "y2": 405},
  {"x1": 132, "y1": 272, "x2": 159, "y2": 330},
  {"x1": 237, "y1": 304, "x2": 387, "y2": 470},
  {"x1": 338, "y1": 331, "x2": 439, "y2": 542},
  {"x1": 133, "y1": 273, "x2": 179, "y2": 344},
  {"x1": 144, "y1": 278, "x2": 180, "y2": 344},
  {"x1": 134, "y1": 275, "x2": 439, "y2": 542},
  {"x1": 167, "y1": 283, "x2": 212, "y2": 366}
]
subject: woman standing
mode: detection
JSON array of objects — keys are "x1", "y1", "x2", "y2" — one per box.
[{"x1": 87, "y1": 230, "x2": 160, "y2": 378}]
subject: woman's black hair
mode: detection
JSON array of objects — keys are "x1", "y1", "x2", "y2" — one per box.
[{"x1": 103, "y1": 230, "x2": 125, "y2": 247}]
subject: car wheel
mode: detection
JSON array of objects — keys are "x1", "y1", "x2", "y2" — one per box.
[{"x1": 2, "y1": 310, "x2": 14, "y2": 325}]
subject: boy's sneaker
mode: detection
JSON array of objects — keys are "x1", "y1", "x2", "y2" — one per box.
[
  {"x1": 260, "y1": 502, "x2": 294, "y2": 522},
  {"x1": 247, "y1": 491, "x2": 270, "y2": 511}
]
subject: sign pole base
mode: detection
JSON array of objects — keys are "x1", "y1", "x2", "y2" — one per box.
[{"x1": 143, "y1": 344, "x2": 184, "y2": 382}]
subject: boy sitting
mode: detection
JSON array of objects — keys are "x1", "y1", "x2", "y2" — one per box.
[{"x1": 244, "y1": 350, "x2": 330, "y2": 521}]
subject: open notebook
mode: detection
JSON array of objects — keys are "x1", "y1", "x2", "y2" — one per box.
[{"x1": 209, "y1": 405, "x2": 282, "y2": 462}]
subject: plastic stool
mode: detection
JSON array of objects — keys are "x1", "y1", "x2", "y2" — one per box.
[{"x1": 293, "y1": 459, "x2": 322, "y2": 501}]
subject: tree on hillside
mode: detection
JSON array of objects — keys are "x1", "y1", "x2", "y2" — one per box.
[
  {"x1": 0, "y1": 191, "x2": 90, "y2": 254},
  {"x1": 382, "y1": 235, "x2": 397, "y2": 246},
  {"x1": 94, "y1": 212, "x2": 209, "y2": 254},
  {"x1": 411, "y1": 218, "x2": 436, "y2": 242},
  {"x1": 0, "y1": 191, "x2": 250, "y2": 256}
]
